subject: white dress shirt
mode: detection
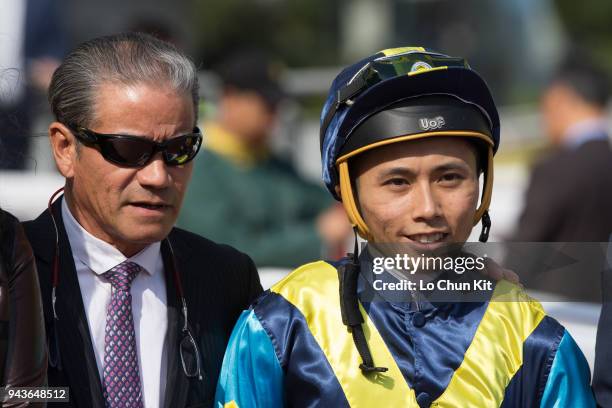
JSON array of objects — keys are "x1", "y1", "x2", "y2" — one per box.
[
  {"x1": 62, "y1": 199, "x2": 168, "y2": 408},
  {"x1": 564, "y1": 118, "x2": 610, "y2": 149}
]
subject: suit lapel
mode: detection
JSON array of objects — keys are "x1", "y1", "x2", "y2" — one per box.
[
  {"x1": 28, "y1": 200, "x2": 105, "y2": 408},
  {"x1": 161, "y1": 238, "x2": 189, "y2": 408}
]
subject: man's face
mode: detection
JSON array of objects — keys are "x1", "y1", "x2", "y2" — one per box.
[
  {"x1": 352, "y1": 137, "x2": 479, "y2": 250},
  {"x1": 220, "y1": 89, "x2": 277, "y2": 146},
  {"x1": 63, "y1": 82, "x2": 195, "y2": 255},
  {"x1": 541, "y1": 83, "x2": 571, "y2": 145}
]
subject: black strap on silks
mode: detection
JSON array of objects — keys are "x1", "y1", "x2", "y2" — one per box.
[
  {"x1": 479, "y1": 210, "x2": 491, "y2": 243},
  {"x1": 337, "y1": 228, "x2": 388, "y2": 374}
]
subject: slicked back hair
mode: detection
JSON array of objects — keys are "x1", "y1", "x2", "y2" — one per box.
[{"x1": 48, "y1": 32, "x2": 199, "y2": 128}]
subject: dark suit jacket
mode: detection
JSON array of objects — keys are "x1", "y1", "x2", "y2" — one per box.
[
  {"x1": 514, "y1": 138, "x2": 612, "y2": 242},
  {"x1": 594, "y1": 239, "x2": 612, "y2": 407},
  {"x1": 511, "y1": 137, "x2": 612, "y2": 301},
  {"x1": 23, "y1": 198, "x2": 263, "y2": 408}
]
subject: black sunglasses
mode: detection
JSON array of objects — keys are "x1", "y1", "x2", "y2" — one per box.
[
  {"x1": 180, "y1": 328, "x2": 203, "y2": 380},
  {"x1": 68, "y1": 125, "x2": 203, "y2": 167},
  {"x1": 178, "y1": 295, "x2": 203, "y2": 380}
]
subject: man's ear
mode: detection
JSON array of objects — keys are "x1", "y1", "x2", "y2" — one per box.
[{"x1": 49, "y1": 122, "x2": 78, "y2": 178}]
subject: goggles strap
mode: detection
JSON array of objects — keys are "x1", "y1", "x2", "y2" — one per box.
[{"x1": 320, "y1": 69, "x2": 370, "y2": 147}]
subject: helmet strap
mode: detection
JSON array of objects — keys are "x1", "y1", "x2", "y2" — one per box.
[
  {"x1": 352, "y1": 226, "x2": 359, "y2": 264},
  {"x1": 337, "y1": 227, "x2": 388, "y2": 375},
  {"x1": 478, "y1": 210, "x2": 491, "y2": 242}
]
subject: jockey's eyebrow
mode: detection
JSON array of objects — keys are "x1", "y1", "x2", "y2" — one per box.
[{"x1": 378, "y1": 160, "x2": 472, "y2": 180}]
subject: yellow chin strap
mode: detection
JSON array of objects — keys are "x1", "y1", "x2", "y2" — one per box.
[{"x1": 336, "y1": 131, "x2": 495, "y2": 241}]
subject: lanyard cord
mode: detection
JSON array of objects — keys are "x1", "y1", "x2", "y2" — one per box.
[{"x1": 47, "y1": 187, "x2": 64, "y2": 368}]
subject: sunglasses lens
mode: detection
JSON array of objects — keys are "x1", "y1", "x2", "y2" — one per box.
[
  {"x1": 180, "y1": 334, "x2": 199, "y2": 378},
  {"x1": 75, "y1": 127, "x2": 202, "y2": 167},
  {"x1": 164, "y1": 135, "x2": 202, "y2": 165},
  {"x1": 101, "y1": 138, "x2": 153, "y2": 167}
]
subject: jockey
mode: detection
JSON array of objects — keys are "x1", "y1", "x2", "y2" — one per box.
[{"x1": 215, "y1": 47, "x2": 595, "y2": 408}]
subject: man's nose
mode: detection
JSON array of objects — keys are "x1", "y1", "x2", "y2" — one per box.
[
  {"x1": 137, "y1": 154, "x2": 171, "y2": 189},
  {"x1": 411, "y1": 182, "x2": 442, "y2": 222}
]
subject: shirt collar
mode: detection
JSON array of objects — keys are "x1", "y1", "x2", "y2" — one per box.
[
  {"x1": 204, "y1": 121, "x2": 269, "y2": 167},
  {"x1": 61, "y1": 197, "x2": 161, "y2": 276},
  {"x1": 564, "y1": 118, "x2": 609, "y2": 149}
]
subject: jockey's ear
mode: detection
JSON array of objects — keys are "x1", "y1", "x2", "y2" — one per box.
[{"x1": 334, "y1": 185, "x2": 342, "y2": 199}]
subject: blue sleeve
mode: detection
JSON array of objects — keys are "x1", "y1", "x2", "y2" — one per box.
[
  {"x1": 215, "y1": 309, "x2": 285, "y2": 408},
  {"x1": 540, "y1": 330, "x2": 596, "y2": 408}
]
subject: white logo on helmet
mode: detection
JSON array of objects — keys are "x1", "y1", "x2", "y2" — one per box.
[
  {"x1": 419, "y1": 116, "x2": 445, "y2": 131},
  {"x1": 410, "y1": 61, "x2": 433, "y2": 72}
]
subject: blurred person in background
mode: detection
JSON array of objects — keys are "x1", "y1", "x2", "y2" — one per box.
[
  {"x1": 513, "y1": 51, "x2": 612, "y2": 243},
  {"x1": 178, "y1": 49, "x2": 351, "y2": 268},
  {"x1": 0, "y1": 207, "x2": 47, "y2": 407},
  {"x1": 0, "y1": 0, "x2": 65, "y2": 169},
  {"x1": 509, "y1": 51, "x2": 612, "y2": 303}
]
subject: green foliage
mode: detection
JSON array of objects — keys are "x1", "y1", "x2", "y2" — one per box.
[{"x1": 555, "y1": 0, "x2": 612, "y2": 67}]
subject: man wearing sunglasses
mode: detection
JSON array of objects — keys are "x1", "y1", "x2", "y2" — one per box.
[{"x1": 22, "y1": 32, "x2": 262, "y2": 408}]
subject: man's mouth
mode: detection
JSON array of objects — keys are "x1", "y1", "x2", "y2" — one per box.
[
  {"x1": 405, "y1": 232, "x2": 449, "y2": 244},
  {"x1": 129, "y1": 202, "x2": 172, "y2": 211}
]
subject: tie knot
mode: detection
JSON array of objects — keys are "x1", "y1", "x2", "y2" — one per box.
[{"x1": 103, "y1": 261, "x2": 142, "y2": 291}]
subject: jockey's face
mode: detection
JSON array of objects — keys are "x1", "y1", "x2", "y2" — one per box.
[{"x1": 352, "y1": 137, "x2": 479, "y2": 250}]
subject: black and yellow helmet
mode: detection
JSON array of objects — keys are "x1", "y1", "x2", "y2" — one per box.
[{"x1": 320, "y1": 46, "x2": 500, "y2": 242}]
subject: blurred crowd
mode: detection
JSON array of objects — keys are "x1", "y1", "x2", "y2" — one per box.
[{"x1": 0, "y1": 0, "x2": 65, "y2": 169}]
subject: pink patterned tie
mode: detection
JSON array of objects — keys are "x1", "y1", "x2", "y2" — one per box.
[{"x1": 102, "y1": 261, "x2": 144, "y2": 408}]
